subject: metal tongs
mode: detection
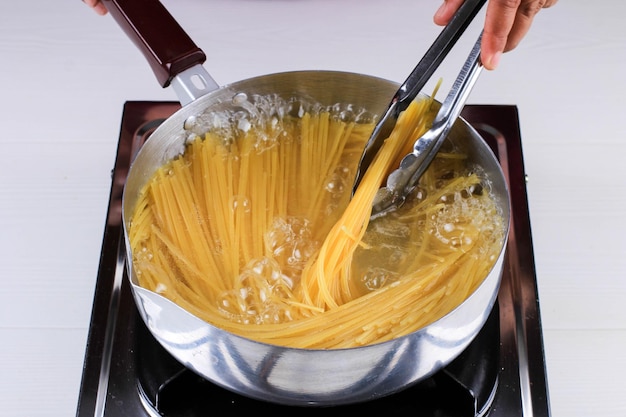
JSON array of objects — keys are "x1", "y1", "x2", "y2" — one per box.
[
  {"x1": 352, "y1": 0, "x2": 487, "y2": 219},
  {"x1": 371, "y1": 33, "x2": 484, "y2": 219}
]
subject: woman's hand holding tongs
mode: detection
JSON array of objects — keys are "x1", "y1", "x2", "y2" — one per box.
[{"x1": 434, "y1": 0, "x2": 559, "y2": 70}]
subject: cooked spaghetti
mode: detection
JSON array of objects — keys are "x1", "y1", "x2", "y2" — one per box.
[{"x1": 129, "y1": 94, "x2": 505, "y2": 349}]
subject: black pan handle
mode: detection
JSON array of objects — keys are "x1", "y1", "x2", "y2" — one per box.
[{"x1": 102, "y1": 0, "x2": 207, "y2": 87}]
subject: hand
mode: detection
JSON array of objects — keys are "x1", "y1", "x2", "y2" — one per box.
[
  {"x1": 83, "y1": 0, "x2": 108, "y2": 16},
  {"x1": 434, "y1": 0, "x2": 558, "y2": 70}
]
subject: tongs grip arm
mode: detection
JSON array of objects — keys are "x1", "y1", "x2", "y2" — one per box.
[
  {"x1": 431, "y1": 34, "x2": 484, "y2": 130},
  {"x1": 394, "y1": 0, "x2": 487, "y2": 109},
  {"x1": 354, "y1": 0, "x2": 486, "y2": 192}
]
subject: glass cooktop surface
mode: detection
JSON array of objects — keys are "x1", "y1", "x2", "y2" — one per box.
[{"x1": 76, "y1": 102, "x2": 550, "y2": 417}]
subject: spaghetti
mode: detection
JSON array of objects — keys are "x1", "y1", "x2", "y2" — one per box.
[{"x1": 129, "y1": 94, "x2": 505, "y2": 349}]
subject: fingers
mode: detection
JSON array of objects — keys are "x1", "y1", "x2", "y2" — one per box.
[
  {"x1": 481, "y1": 0, "x2": 522, "y2": 70},
  {"x1": 83, "y1": 0, "x2": 108, "y2": 16},
  {"x1": 433, "y1": 0, "x2": 558, "y2": 70},
  {"x1": 433, "y1": 0, "x2": 467, "y2": 25}
]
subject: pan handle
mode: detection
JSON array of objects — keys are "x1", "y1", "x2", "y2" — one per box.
[{"x1": 102, "y1": 0, "x2": 210, "y2": 89}]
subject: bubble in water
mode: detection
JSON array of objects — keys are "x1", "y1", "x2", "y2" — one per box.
[
  {"x1": 183, "y1": 92, "x2": 380, "y2": 160},
  {"x1": 360, "y1": 267, "x2": 399, "y2": 291},
  {"x1": 265, "y1": 216, "x2": 317, "y2": 279},
  {"x1": 184, "y1": 115, "x2": 198, "y2": 131},
  {"x1": 136, "y1": 246, "x2": 154, "y2": 263},
  {"x1": 232, "y1": 92, "x2": 248, "y2": 105},
  {"x1": 237, "y1": 118, "x2": 251, "y2": 132},
  {"x1": 217, "y1": 257, "x2": 296, "y2": 325},
  {"x1": 325, "y1": 172, "x2": 347, "y2": 195},
  {"x1": 230, "y1": 195, "x2": 251, "y2": 214}
]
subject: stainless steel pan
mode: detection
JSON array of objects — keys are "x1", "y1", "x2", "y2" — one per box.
[{"x1": 103, "y1": 0, "x2": 510, "y2": 406}]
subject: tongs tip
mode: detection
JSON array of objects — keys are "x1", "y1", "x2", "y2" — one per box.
[{"x1": 368, "y1": 32, "x2": 484, "y2": 220}]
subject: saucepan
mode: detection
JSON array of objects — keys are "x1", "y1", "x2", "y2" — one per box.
[{"x1": 104, "y1": 0, "x2": 510, "y2": 406}]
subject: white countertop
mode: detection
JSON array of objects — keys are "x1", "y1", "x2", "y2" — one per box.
[{"x1": 1, "y1": 1, "x2": 625, "y2": 416}]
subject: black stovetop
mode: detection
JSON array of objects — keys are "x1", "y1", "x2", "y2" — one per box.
[{"x1": 76, "y1": 102, "x2": 550, "y2": 417}]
